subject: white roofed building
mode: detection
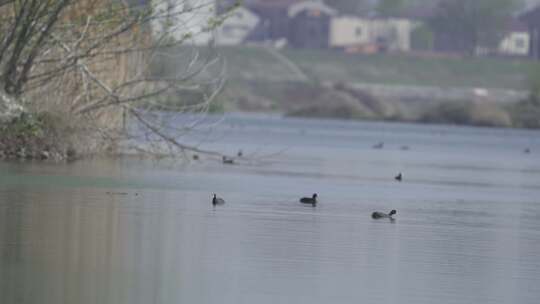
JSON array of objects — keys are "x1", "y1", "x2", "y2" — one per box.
[
  {"x1": 152, "y1": 0, "x2": 216, "y2": 45},
  {"x1": 330, "y1": 16, "x2": 413, "y2": 53},
  {"x1": 215, "y1": 6, "x2": 261, "y2": 45}
]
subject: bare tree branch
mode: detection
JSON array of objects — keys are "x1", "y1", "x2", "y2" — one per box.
[{"x1": 0, "y1": 0, "x2": 235, "y2": 158}]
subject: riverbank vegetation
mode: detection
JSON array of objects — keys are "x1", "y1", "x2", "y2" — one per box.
[
  {"x1": 507, "y1": 70, "x2": 540, "y2": 128},
  {"x1": 214, "y1": 79, "x2": 540, "y2": 129},
  {"x1": 201, "y1": 46, "x2": 539, "y2": 129},
  {"x1": 0, "y1": 1, "x2": 233, "y2": 160},
  {"x1": 219, "y1": 47, "x2": 539, "y2": 90},
  {"x1": 0, "y1": 112, "x2": 77, "y2": 160},
  {"x1": 420, "y1": 101, "x2": 512, "y2": 128}
]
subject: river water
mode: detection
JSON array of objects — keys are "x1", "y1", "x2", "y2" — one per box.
[{"x1": 1, "y1": 114, "x2": 540, "y2": 304}]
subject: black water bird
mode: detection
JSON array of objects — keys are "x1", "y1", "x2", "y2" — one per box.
[
  {"x1": 371, "y1": 210, "x2": 397, "y2": 219},
  {"x1": 395, "y1": 172, "x2": 402, "y2": 182},
  {"x1": 212, "y1": 194, "x2": 225, "y2": 206},
  {"x1": 300, "y1": 193, "x2": 318, "y2": 206},
  {"x1": 524, "y1": 148, "x2": 531, "y2": 154},
  {"x1": 193, "y1": 154, "x2": 199, "y2": 160},
  {"x1": 237, "y1": 150, "x2": 243, "y2": 157},
  {"x1": 400, "y1": 145, "x2": 410, "y2": 151},
  {"x1": 373, "y1": 142, "x2": 384, "y2": 149},
  {"x1": 222, "y1": 156, "x2": 234, "y2": 164}
]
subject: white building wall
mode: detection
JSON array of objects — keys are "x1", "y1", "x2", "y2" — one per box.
[
  {"x1": 369, "y1": 18, "x2": 411, "y2": 52},
  {"x1": 330, "y1": 17, "x2": 371, "y2": 47},
  {"x1": 499, "y1": 32, "x2": 530, "y2": 56},
  {"x1": 390, "y1": 19, "x2": 412, "y2": 52},
  {"x1": 330, "y1": 16, "x2": 412, "y2": 52},
  {"x1": 215, "y1": 7, "x2": 260, "y2": 45},
  {"x1": 153, "y1": 0, "x2": 216, "y2": 45}
]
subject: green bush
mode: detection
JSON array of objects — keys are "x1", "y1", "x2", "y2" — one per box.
[
  {"x1": 508, "y1": 100, "x2": 540, "y2": 129},
  {"x1": 0, "y1": 112, "x2": 75, "y2": 160},
  {"x1": 420, "y1": 101, "x2": 512, "y2": 127},
  {"x1": 420, "y1": 101, "x2": 473, "y2": 125},
  {"x1": 286, "y1": 103, "x2": 370, "y2": 120},
  {"x1": 528, "y1": 68, "x2": 540, "y2": 104}
]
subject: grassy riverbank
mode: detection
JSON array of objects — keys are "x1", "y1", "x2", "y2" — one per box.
[
  {"x1": 0, "y1": 113, "x2": 77, "y2": 161},
  {"x1": 147, "y1": 46, "x2": 540, "y2": 128},
  {"x1": 208, "y1": 47, "x2": 540, "y2": 128},
  {"x1": 220, "y1": 47, "x2": 539, "y2": 90},
  {"x1": 214, "y1": 80, "x2": 540, "y2": 129}
]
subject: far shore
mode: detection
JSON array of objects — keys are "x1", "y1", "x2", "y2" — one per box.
[{"x1": 214, "y1": 81, "x2": 540, "y2": 129}]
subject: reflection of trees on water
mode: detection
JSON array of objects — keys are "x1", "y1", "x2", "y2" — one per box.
[
  {"x1": 0, "y1": 188, "x2": 208, "y2": 304},
  {"x1": 1, "y1": 189, "x2": 26, "y2": 303}
]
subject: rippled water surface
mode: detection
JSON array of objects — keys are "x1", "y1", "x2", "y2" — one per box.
[{"x1": 1, "y1": 114, "x2": 540, "y2": 304}]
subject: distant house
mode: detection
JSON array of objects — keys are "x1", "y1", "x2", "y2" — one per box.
[
  {"x1": 287, "y1": 0, "x2": 337, "y2": 48},
  {"x1": 330, "y1": 16, "x2": 413, "y2": 53},
  {"x1": 248, "y1": 0, "x2": 302, "y2": 41},
  {"x1": 369, "y1": 18, "x2": 413, "y2": 52},
  {"x1": 152, "y1": 0, "x2": 216, "y2": 45},
  {"x1": 330, "y1": 16, "x2": 372, "y2": 51},
  {"x1": 246, "y1": 0, "x2": 336, "y2": 48},
  {"x1": 216, "y1": 7, "x2": 260, "y2": 45},
  {"x1": 520, "y1": 5, "x2": 540, "y2": 60},
  {"x1": 498, "y1": 20, "x2": 530, "y2": 57}
]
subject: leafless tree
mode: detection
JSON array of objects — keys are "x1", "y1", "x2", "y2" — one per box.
[{"x1": 0, "y1": 0, "x2": 238, "y2": 158}]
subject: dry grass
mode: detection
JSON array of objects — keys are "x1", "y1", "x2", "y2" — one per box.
[
  {"x1": 420, "y1": 101, "x2": 512, "y2": 127},
  {"x1": 508, "y1": 99, "x2": 540, "y2": 129}
]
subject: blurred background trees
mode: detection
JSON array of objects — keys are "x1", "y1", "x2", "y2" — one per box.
[{"x1": 430, "y1": 0, "x2": 518, "y2": 55}]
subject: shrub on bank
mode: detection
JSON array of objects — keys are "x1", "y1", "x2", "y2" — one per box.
[
  {"x1": 331, "y1": 82, "x2": 399, "y2": 119},
  {"x1": 419, "y1": 101, "x2": 472, "y2": 125},
  {"x1": 0, "y1": 112, "x2": 77, "y2": 161},
  {"x1": 420, "y1": 101, "x2": 512, "y2": 128},
  {"x1": 507, "y1": 99, "x2": 540, "y2": 129},
  {"x1": 469, "y1": 102, "x2": 513, "y2": 127},
  {"x1": 286, "y1": 103, "x2": 371, "y2": 120}
]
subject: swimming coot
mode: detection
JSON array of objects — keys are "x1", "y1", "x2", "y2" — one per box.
[
  {"x1": 300, "y1": 193, "x2": 318, "y2": 206},
  {"x1": 212, "y1": 194, "x2": 225, "y2": 206},
  {"x1": 222, "y1": 156, "x2": 234, "y2": 164},
  {"x1": 373, "y1": 142, "x2": 384, "y2": 149},
  {"x1": 371, "y1": 210, "x2": 397, "y2": 219}
]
